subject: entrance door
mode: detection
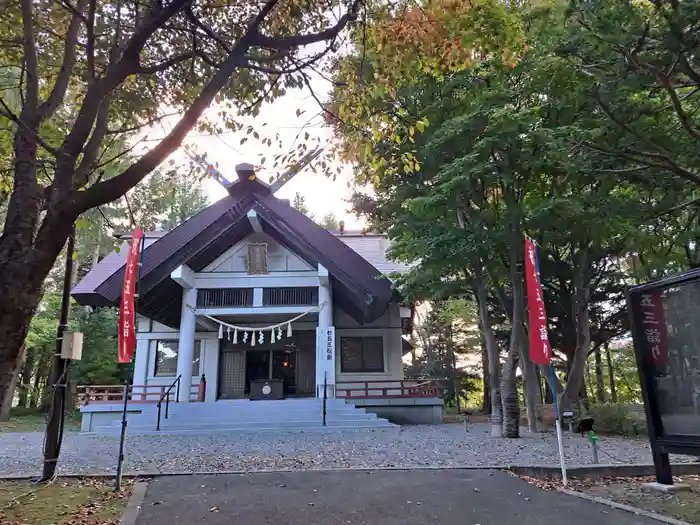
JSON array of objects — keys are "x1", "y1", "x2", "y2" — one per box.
[
  {"x1": 245, "y1": 350, "x2": 271, "y2": 395},
  {"x1": 296, "y1": 331, "x2": 316, "y2": 396},
  {"x1": 272, "y1": 349, "x2": 297, "y2": 395},
  {"x1": 218, "y1": 349, "x2": 246, "y2": 399}
]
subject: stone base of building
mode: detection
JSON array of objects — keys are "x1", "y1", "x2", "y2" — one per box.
[{"x1": 350, "y1": 398, "x2": 444, "y2": 425}]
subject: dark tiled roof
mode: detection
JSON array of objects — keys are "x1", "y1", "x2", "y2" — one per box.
[{"x1": 72, "y1": 178, "x2": 394, "y2": 326}]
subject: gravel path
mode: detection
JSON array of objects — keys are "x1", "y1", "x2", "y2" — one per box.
[{"x1": 0, "y1": 423, "x2": 684, "y2": 477}]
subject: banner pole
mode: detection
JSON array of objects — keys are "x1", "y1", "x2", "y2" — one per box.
[
  {"x1": 526, "y1": 233, "x2": 567, "y2": 487},
  {"x1": 549, "y1": 365, "x2": 568, "y2": 486},
  {"x1": 115, "y1": 232, "x2": 144, "y2": 491}
]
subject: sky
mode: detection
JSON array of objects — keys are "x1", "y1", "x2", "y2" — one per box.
[{"x1": 156, "y1": 58, "x2": 366, "y2": 230}]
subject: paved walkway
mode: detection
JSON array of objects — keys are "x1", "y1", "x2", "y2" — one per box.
[
  {"x1": 134, "y1": 470, "x2": 659, "y2": 525},
  {"x1": 2, "y1": 424, "x2": 682, "y2": 476}
]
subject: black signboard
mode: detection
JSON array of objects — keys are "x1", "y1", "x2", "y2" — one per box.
[{"x1": 628, "y1": 269, "x2": 700, "y2": 484}]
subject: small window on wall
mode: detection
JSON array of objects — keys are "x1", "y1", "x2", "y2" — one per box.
[
  {"x1": 153, "y1": 340, "x2": 202, "y2": 377},
  {"x1": 340, "y1": 337, "x2": 384, "y2": 373},
  {"x1": 246, "y1": 243, "x2": 268, "y2": 274}
]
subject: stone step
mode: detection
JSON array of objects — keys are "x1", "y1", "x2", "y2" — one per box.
[
  {"x1": 136, "y1": 412, "x2": 377, "y2": 423},
  {"x1": 96, "y1": 417, "x2": 396, "y2": 432},
  {"x1": 85, "y1": 398, "x2": 393, "y2": 436},
  {"x1": 116, "y1": 419, "x2": 395, "y2": 431},
  {"x1": 87, "y1": 424, "x2": 400, "y2": 437},
  {"x1": 159, "y1": 409, "x2": 365, "y2": 416},
  {"x1": 105, "y1": 413, "x2": 380, "y2": 428}
]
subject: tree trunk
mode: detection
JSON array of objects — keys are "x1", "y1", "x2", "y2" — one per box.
[
  {"x1": 500, "y1": 345, "x2": 520, "y2": 438},
  {"x1": 18, "y1": 346, "x2": 35, "y2": 408},
  {"x1": 31, "y1": 346, "x2": 53, "y2": 409},
  {"x1": 605, "y1": 343, "x2": 618, "y2": 403},
  {"x1": 594, "y1": 346, "x2": 605, "y2": 403},
  {"x1": 0, "y1": 346, "x2": 24, "y2": 420},
  {"x1": 472, "y1": 259, "x2": 502, "y2": 437},
  {"x1": 90, "y1": 225, "x2": 103, "y2": 268},
  {"x1": 0, "y1": 284, "x2": 45, "y2": 416},
  {"x1": 507, "y1": 210, "x2": 536, "y2": 433},
  {"x1": 535, "y1": 365, "x2": 544, "y2": 404},
  {"x1": 585, "y1": 359, "x2": 593, "y2": 404},
  {"x1": 560, "y1": 246, "x2": 592, "y2": 410},
  {"x1": 482, "y1": 337, "x2": 491, "y2": 414},
  {"x1": 0, "y1": 217, "x2": 74, "y2": 415}
]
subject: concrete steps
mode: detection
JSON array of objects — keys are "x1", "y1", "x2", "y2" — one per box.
[{"x1": 89, "y1": 399, "x2": 398, "y2": 435}]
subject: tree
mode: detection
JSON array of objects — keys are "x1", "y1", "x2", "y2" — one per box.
[
  {"x1": 318, "y1": 212, "x2": 339, "y2": 230},
  {"x1": 0, "y1": 0, "x2": 363, "y2": 405},
  {"x1": 407, "y1": 300, "x2": 480, "y2": 408},
  {"x1": 1, "y1": 162, "x2": 214, "y2": 416},
  {"x1": 331, "y1": 0, "x2": 692, "y2": 436},
  {"x1": 292, "y1": 192, "x2": 313, "y2": 218},
  {"x1": 129, "y1": 166, "x2": 210, "y2": 231},
  {"x1": 71, "y1": 308, "x2": 125, "y2": 386},
  {"x1": 563, "y1": 1, "x2": 700, "y2": 189}
]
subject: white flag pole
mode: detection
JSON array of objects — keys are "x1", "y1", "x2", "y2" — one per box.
[{"x1": 549, "y1": 365, "x2": 568, "y2": 486}]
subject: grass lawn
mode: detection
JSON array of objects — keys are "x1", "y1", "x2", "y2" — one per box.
[
  {"x1": 0, "y1": 409, "x2": 81, "y2": 433},
  {"x1": 0, "y1": 478, "x2": 132, "y2": 525}
]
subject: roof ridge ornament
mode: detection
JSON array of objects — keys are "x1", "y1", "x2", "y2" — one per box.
[{"x1": 184, "y1": 146, "x2": 324, "y2": 195}]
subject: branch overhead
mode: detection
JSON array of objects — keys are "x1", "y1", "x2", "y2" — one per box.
[{"x1": 70, "y1": 0, "x2": 362, "y2": 211}]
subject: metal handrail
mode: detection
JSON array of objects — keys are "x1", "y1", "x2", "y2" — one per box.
[
  {"x1": 322, "y1": 371, "x2": 327, "y2": 427},
  {"x1": 156, "y1": 375, "x2": 181, "y2": 431}
]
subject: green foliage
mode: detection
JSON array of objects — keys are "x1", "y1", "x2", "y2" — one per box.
[
  {"x1": 407, "y1": 301, "x2": 481, "y2": 407},
  {"x1": 318, "y1": 212, "x2": 339, "y2": 230},
  {"x1": 71, "y1": 308, "x2": 125, "y2": 386},
  {"x1": 292, "y1": 192, "x2": 313, "y2": 219},
  {"x1": 609, "y1": 347, "x2": 644, "y2": 404},
  {"x1": 129, "y1": 166, "x2": 210, "y2": 231},
  {"x1": 587, "y1": 403, "x2": 647, "y2": 437},
  {"x1": 562, "y1": 0, "x2": 700, "y2": 190},
  {"x1": 328, "y1": 0, "x2": 700, "y2": 426}
]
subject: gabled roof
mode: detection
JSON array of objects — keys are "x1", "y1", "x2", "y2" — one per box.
[
  {"x1": 331, "y1": 231, "x2": 411, "y2": 275},
  {"x1": 72, "y1": 174, "x2": 396, "y2": 327}
]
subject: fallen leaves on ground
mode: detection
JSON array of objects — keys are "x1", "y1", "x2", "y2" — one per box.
[
  {"x1": 0, "y1": 477, "x2": 134, "y2": 525},
  {"x1": 511, "y1": 472, "x2": 659, "y2": 492}
]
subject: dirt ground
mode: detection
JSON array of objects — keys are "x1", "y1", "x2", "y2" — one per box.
[
  {"x1": 519, "y1": 474, "x2": 700, "y2": 524},
  {"x1": 0, "y1": 477, "x2": 131, "y2": 525},
  {"x1": 582, "y1": 475, "x2": 700, "y2": 524}
]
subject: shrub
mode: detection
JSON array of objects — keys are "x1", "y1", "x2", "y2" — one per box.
[{"x1": 586, "y1": 403, "x2": 647, "y2": 437}]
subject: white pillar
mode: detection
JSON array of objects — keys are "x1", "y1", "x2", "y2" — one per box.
[
  {"x1": 316, "y1": 265, "x2": 334, "y2": 398},
  {"x1": 176, "y1": 287, "x2": 197, "y2": 402}
]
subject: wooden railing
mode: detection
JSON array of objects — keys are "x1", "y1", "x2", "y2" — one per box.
[
  {"x1": 76, "y1": 383, "x2": 203, "y2": 405},
  {"x1": 335, "y1": 379, "x2": 445, "y2": 399}
]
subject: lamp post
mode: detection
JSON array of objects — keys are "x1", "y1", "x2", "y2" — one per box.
[{"x1": 41, "y1": 225, "x2": 76, "y2": 481}]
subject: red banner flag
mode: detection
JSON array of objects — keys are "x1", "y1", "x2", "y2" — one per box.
[
  {"x1": 525, "y1": 236, "x2": 552, "y2": 365},
  {"x1": 118, "y1": 228, "x2": 143, "y2": 364}
]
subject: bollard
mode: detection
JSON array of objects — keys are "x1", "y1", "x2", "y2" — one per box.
[{"x1": 588, "y1": 430, "x2": 599, "y2": 464}]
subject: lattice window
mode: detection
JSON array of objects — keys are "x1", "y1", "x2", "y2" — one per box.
[
  {"x1": 153, "y1": 340, "x2": 201, "y2": 377},
  {"x1": 197, "y1": 288, "x2": 253, "y2": 308},
  {"x1": 263, "y1": 287, "x2": 317, "y2": 306},
  {"x1": 245, "y1": 243, "x2": 268, "y2": 274},
  {"x1": 340, "y1": 337, "x2": 384, "y2": 373}
]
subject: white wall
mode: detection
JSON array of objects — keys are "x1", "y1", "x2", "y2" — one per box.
[
  {"x1": 202, "y1": 232, "x2": 315, "y2": 273},
  {"x1": 134, "y1": 302, "x2": 406, "y2": 401},
  {"x1": 333, "y1": 303, "x2": 405, "y2": 385},
  {"x1": 135, "y1": 315, "x2": 218, "y2": 401}
]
